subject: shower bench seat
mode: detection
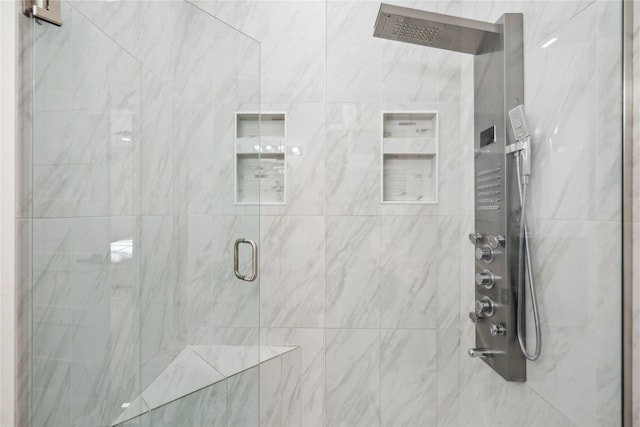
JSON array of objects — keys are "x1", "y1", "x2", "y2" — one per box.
[{"x1": 112, "y1": 345, "x2": 300, "y2": 426}]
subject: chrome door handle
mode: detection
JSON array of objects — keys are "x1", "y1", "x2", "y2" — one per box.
[{"x1": 234, "y1": 238, "x2": 258, "y2": 282}]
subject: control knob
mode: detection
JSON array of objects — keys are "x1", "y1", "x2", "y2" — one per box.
[
  {"x1": 475, "y1": 245, "x2": 494, "y2": 263},
  {"x1": 468, "y1": 233, "x2": 483, "y2": 245},
  {"x1": 490, "y1": 323, "x2": 506, "y2": 336},
  {"x1": 475, "y1": 270, "x2": 495, "y2": 289},
  {"x1": 488, "y1": 235, "x2": 505, "y2": 249},
  {"x1": 475, "y1": 297, "x2": 495, "y2": 317}
]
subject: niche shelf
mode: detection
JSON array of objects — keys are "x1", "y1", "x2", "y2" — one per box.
[
  {"x1": 381, "y1": 111, "x2": 438, "y2": 203},
  {"x1": 235, "y1": 113, "x2": 286, "y2": 205}
]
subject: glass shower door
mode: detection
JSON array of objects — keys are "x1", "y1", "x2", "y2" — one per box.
[{"x1": 29, "y1": 1, "x2": 261, "y2": 426}]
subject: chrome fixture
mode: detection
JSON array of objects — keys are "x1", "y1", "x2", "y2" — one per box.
[
  {"x1": 233, "y1": 238, "x2": 258, "y2": 282},
  {"x1": 507, "y1": 105, "x2": 541, "y2": 361},
  {"x1": 475, "y1": 297, "x2": 495, "y2": 317},
  {"x1": 373, "y1": 4, "x2": 499, "y2": 54},
  {"x1": 490, "y1": 323, "x2": 507, "y2": 336},
  {"x1": 468, "y1": 348, "x2": 503, "y2": 359},
  {"x1": 475, "y1": 245, "x2": 494, "y2": 263},
  {"x1": 23, "y1": 0, "x2": 62, "y2": 26},
  {"x1": 475, "y1": 270, "x2": 495, "y2": 289},
  {"x1": 468, "y1": 232, "x2": 483, "y2": 245}
]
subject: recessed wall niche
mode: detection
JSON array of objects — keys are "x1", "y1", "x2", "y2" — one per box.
[
  {"x1": 235, "y1": 113, "x2": 287, "y2": 204},
  {"x1": 381, "y1": 112, "x2": 438, "y2": 203}
]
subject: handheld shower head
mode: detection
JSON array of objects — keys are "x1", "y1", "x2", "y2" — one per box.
[
  {"x1": 508, "y1": 105, "x2": 529, "y2": 141},
  {"x1": 507, "y1": 104, "x2": 531, "y2": 178}
]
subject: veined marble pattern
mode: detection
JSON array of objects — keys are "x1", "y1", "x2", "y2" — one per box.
[
  {"x1": 261, "y1": 328, "x2": 325, "y2": 427},
  {"x1": 326, "y1": 1, "x2": 383, "y2": 103},
  {"x1": 325, "y1": 329, "x2": 380, "y2": 427},
  {"x1": 594, "y1": 0, "x2": 623, "y2": 223},
  {"x1": 436, "y1": 215, "x2": 460, "y2": 329},
  {"x1": 525, "y1": 4, "x2": 597, "y2": 222},
  {"x1": 380, "y1": 216, "x2": 437, "y2": 328},
  {"x1": 326, "y1": 103, "x2": 380, "y2": 216},
  {"x1": 260, "y1": 215, "x2": 325, "y2": 328},
  {"x1": 380, "y1": 329, "x2": 437, "y2": 427},
  {"x1": 326, "y1": 216, "x2": 380, "y2": 328}
]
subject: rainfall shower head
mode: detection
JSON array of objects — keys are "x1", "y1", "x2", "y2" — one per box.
[{"x1": 373, "y1": 3, "x2": 500, "y2": 54}]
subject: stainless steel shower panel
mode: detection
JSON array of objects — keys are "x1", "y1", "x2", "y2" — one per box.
[
  {"x1": 373, "y1": 4, "x2": 499, "y2": 54},
  {"x1": 472, "y1": 13, "x2": 526, "y2": 382},
  {"x1": 373, "y1": 4, "x2": 527, "y2": 381}
]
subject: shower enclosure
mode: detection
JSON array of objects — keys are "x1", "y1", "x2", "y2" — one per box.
[
  {"x1": 22, "y1": 1, "x2": 271, "y2": 425},
  {"x1": 18, "y1": 0, "x2": 629, "y2": 426}
]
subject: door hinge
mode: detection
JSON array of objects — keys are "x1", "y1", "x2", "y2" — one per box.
[{"x1": 23, "y1": 0, "x2": 62, "y2": 27}]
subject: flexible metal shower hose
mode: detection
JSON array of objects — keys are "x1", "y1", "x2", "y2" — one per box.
[{"x1": 515, "y1": 155, "x2": 542, "y2": 361}]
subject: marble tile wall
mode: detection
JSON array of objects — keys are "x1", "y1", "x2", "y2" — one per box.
[{"x1": 205, "y1": 1, "x2": 625, "y2": 426}]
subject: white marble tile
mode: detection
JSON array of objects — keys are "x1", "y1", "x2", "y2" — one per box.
[
  {"x1": 173, "y1": 103, "x2": 215, "y2": 215},
  {"x1": 227, "y1": 366, "x2": 260, "y2": 427},
  {"x1": 526, "y1": 219, "x2": 597, "y2": 425},
  {"x1": 16, "y1": 220, "x2": 32, "y2": 427},
  {"x1": 327, "y1": 1, "x2": 382, "y2": 102},
  {"x1": 438, "y1": 51, "x2": 463, "y2": 103},
  {"x1": 436, "y1": 329, "x2": 460, "y2": 427},
  {"x1": 326, "y1": 103, "x2": 381, "y2": 216},
  {"x1": 525, "y1": 5, "x2": 597, "y2": 222},
  {"x1": 380, "y1": 216, "x2": 437, "y2": 328},
  {"x1": 32, "y1": 359, "x2": 72, "y2": 427},
  {"x1": 380, "y1": 40, "x2": 439, "y2": 103},
  {"x1": 150, "y1": 382, "x2": 227, "y2": 427},
  {"x1": 261, "y1": 328, "x2": 324, "y2": 427},
  {"x1": 457, "y1": 340, "x2": 576, "y2": 427},
  {"x1": 326, "y1": 216, "x2": 380, "y2": 328},
  {"x1": 70, "y1": 6, "x2": 139, "y2": 113},
  {"x1": 260, "y1": 215, "x2": 325, "y2": 328},
  {"x1": 174, "y1": 5, "x2": 260, "y2": 105},
  {"x1": 142, "y1": 348, "x2": 224, "y2": 411},
  {"x1": 194, "y1": 0, "x2": 325, "y2": 104},
  {"x1": 594, "y1": 0, "x2": 623, "y2": 223},
  {"x1": 190, "y1": 345, "x2": 260, "y2": 378},
  {"x1": 380, "y1": 329, "x2": 437, "y2": 427},
  {"x1": 281, "y1": 348, "x2": 303, "y2": 427},
  {"x1": 139, "y1": 216, "x2": 179, "y2": 384},
  {"x1": 32, "y1": 5, "x2": 73, "y2": 112},
  {"x1": 325, "y1": 329, "x2": 380, "y2": 427},
  {"x1": 260, "y1": 357, "x2": 283, "y2": 427},
  {"x1": 140, "y1": 69, "x2": 174, "y2": 216},
  {"x1": 32, "y1": 219, "x2": 72, "y2": 308},
  {"x1": 594, "y1": 221, "x2": 622, "y2": 424},
  {"x1": 436, "y1": 216, "x2": 460, "y2": 329}
]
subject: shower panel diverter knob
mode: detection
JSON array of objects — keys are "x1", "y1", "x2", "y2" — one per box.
[
  {"x1": 475, "y1": 270, "x2": 495, "y2": 289},
  {"x1": 468, "y1": 232, "x2": 483, "y2": 245},
  {"x1": 490, "y1": 323, "x2": 506, "y2": 336},
  {"x1": 475, "y1": 297, "x2": 495, "y2": 317},
  {"x1": 475, "y1": 245, "x2": 494, "y2": 263},
  {"x1": 468, "y1": 311, "x2": 480, "y2": 324},
  {"x1": 487, "y1": 235, "x2": 505, "y2": 249}
]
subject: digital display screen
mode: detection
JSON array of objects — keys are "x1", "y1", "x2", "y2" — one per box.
[{"x1": 480, "y1": 126, "x2": 496, "y2": 147}]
